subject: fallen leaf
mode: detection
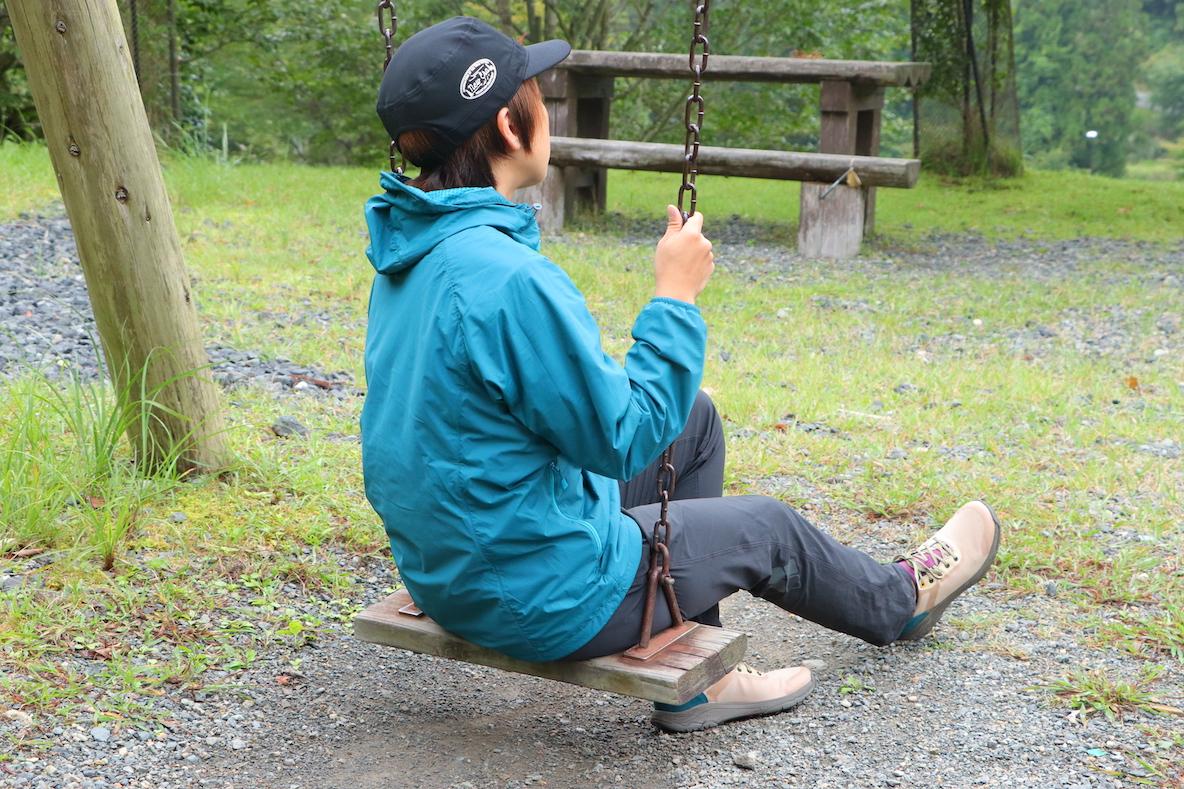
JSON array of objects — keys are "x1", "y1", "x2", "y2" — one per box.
[
  {"x1": 289, "y1": 373, "x2": 336, "y2": 390},
  {"x1": 1146, "y1": 702, "x2": 1184, "y2": 716},
  {"x1": 87, "y1": 495, "x2": 106, "y2": 508},
  {"x1": 12, "y1": 547, "x2": 43, "y2": 558},
  {"x1": 1125, "y1": 376, "x2": 1140, "y2": 391}
]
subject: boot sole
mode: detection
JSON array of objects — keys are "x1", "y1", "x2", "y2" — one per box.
[
  {"x1": 651, "y1": 677, "x2": 816, "y2": 733},
  {"x1": 898, "y1": 501, "x2": 1001, "y2": 641}
]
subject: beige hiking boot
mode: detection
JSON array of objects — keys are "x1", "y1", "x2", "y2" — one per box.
[
  {"x1": 651, "y1": 663, "x2": 814, "y2": 733},
  {"x1": 895, "y1": 500, "x2": 1002, "y2": 641}
]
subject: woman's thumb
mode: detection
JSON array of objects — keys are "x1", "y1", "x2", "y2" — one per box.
[{"x1": 664, "y1": 204, "x2": 683, "y2": 234}]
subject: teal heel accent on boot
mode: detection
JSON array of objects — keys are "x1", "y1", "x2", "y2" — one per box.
[
  {"x1": 898, "y1": 611, "x2": 928, "y2": 639},
  {"x1": 653, "y1": 693, "x2": 707, "y2": 713}
]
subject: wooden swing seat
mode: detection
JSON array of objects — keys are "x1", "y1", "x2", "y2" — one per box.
[{"x1": 354, "y1": 589, "x2": 747, "y2": 705}]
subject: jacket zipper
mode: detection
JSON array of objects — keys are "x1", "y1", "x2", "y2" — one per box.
[{"x1": 550, "y1": 461, "x2": 603, "y2": 556}]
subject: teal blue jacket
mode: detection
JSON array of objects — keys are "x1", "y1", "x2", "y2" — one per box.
[{"x1": 360, "y1": 173, "x2": 707, "y2": 661}]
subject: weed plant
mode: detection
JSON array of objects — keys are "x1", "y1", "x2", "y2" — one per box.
[
  {"x1": 0, "y1": 366, "x2": 190, "y2": 570},
  {"x1": 1047, "y1": 666, "x2": 1183, "y2": 722}
]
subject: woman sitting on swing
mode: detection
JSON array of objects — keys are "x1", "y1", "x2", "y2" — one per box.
[{"x1": 361, "y1": 17, "x2": 1001, "y2": 733}]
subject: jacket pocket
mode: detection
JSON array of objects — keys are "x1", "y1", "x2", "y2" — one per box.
[{"x1": 549, "y1": 461, "x2": 606, "y2": 571}]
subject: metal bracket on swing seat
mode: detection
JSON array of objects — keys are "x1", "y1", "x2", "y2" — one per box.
[{"x1": 622, "y1": 620, "x2": 700, "y2": 661}]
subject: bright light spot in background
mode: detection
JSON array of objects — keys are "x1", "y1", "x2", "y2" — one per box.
[{"x1": 1085, "y1": 130, "x2": 1099, "y2": 139}]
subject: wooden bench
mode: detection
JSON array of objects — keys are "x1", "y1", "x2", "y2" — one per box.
[
  {"x1": 517, "y1": 50, "x2": 931, "y2": 258},
  {"x1": 355, "y1": 589, "x2": 747, "y2": 705}
]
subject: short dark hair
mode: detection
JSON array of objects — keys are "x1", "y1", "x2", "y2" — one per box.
[{"x1": 398, "y1": 78, "x2": 543, "y2": 192}]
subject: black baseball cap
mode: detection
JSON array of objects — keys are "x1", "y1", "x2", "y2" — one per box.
[{"x1": 377, "y1": 17, "x2": 571, "y2": 161}]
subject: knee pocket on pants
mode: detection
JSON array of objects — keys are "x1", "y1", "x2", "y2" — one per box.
[{"x1": 766, "y1": 556, "x2": 801, "y2": 599}]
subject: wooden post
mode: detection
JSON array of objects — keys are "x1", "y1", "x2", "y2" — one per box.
[
  {"x1": 798, "y1": 81, "x2": 885, "y2": 258},
  {"x1": 570, "y1": 74, "x2": 614, "y2": 216},
  {"x1": 9, "y1": 0, "x2": 229, "y2": 474},
  {"x1": 853, "y1": 88, "x2": 885, "y2": 235},
  {"x1": 516, "y1": 71, "x2": 614, "y2": 233},
  {"x1": 516, "y1": 70, "x2": 575, "y2": 231}
]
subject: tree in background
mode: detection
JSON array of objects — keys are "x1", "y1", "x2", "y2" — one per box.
[
  {"x1": 1013, "y1": 0, "x2": 1144, "y2": 176},
  {"x1": 6, "y1": 0, "x2": 1176, "y2": 174},
  {"x1": 0, "y1": 0, "x2": 916, "y2": 164},
  {"x1": 1, "y1": 4, "x2": 36, "y2": 139},
  {"x1": 1140, "y1": 0, "x2": 1183, "y2": 174},
  {"x1": 911, "y1": 0, "x2": 1023, "y2": 176},
  {"x1": 1145, "y1": 45, "x2": 1184, "y2": 139}
]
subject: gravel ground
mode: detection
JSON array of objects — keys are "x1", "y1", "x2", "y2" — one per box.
[
  {"x1": 5, "y1": 520, "x2": 1179, "y2": 789},
  {"x1": 0, "y1": 215, "x2": 357, "y2": 396},
  {"x1": 2, "y1": 215, "x2": 1182, "y2": 788}
]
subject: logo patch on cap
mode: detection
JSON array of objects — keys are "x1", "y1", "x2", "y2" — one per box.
[{"x1": 460, "y1": 58, "x2": 497, "y2": 100}]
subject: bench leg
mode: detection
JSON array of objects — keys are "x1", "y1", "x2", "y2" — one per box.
[
  {"x1": 798, "y1": 81, "x2": 883, "y2": 257},
  {"x1": 798, "y1": 182, "x2": 866, "y2": 259},
  {"x1": 518, "y1": 165, "x2": 569, "y2": 233},
  {"x1": 855, "y1": 106, "x2": 882, "y2": 236},
  {"x1": 515, "y1": 72, "x2": 614, "y2": 234}
]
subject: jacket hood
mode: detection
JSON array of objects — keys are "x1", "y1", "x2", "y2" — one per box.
[{"x1": 364, "y1": 171, "x2": 541, "y2": 275}]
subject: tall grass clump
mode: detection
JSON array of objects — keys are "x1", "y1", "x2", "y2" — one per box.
[
  {"x1": 1, "y1": 361, "x2": 209, "y2": 570},
  {"x1": 0, "y1": 377, "x2": 72, "y2": 553}
]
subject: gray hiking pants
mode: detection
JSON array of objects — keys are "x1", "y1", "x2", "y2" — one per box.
[{"x1": 562, "y1": 391, "x2": 916, "y2": 661}]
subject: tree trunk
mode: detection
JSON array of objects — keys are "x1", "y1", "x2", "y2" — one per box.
[
  {"x1": 8, "y1": 0, "x2": 230, "y2": 474},
  {"x1": 167, "y1": 0, "x2": 179, "y2": 122},
  {"x1": 525, "y1": 0, "x2": 540, "y2": 43},
  {"x1": 494, "y1": 0, "x2": 514, "y2": 33}
]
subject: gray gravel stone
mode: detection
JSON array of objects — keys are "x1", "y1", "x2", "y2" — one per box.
[
  {"x1": 270, "y1": 416, "x2": 310, "y2": 438},
  {"x1": 0, "y1": 215, "x2": 361, "y2": 396}
]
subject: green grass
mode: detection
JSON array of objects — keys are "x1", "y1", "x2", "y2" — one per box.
[
  {"x1": 1, "y1": 141, "x2": 1182, "y2": 742},
  {"x1": 606, "y1": 168, "x2": 1184, "y2": 243},
  {"x1": 6, "y1": 143, "x2": 1184, "y2": 243},
  {"x1": 1126, "y1": 158, "x2": 1181, "y2": 182},
  {"x1": 0, "y1": 143, "x2": 61, "y2": 219}
]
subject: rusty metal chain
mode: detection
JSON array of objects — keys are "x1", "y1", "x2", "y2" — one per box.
[
  {"x1": 652, "y1": 447, "x2": 683, "y2": 624},
  {"x1": 633, "y1": 0, "x2": 713, "y2": 654},
  {"x1": 129, "y1": 0, "x2": 142, "y2": 83},
  {"x1": 677, "y1": 0, "x2": 711, "y2": 221},
  {"x1": 636, "y1": 446, "x2": 682, "y2": 650},
  {"x1": 376, "y1": 0, "x2": 403, "y2": 173}
]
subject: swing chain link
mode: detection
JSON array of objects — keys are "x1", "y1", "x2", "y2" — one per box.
[
  {"x1": 653, "y1": 448, "x2": 683, "y2": 628},
  {"x1": 377, "y1": 0, "x2": 397, "y2": 69},
  {"x1": 635, "y1": 446, "x2": 683, "y2": 650},
  {"x1": 376, "y1": 0, "x2": 403, "y2": 174},
  {"x1": 654, "y1": 450, "x2": 676, "y2": 570},
  {"x1": 677, "y1": 0, "x2": 711, "y2": 220},
  {"x1": 635, "y1": 0, "x2": 712, "y2": 652}
]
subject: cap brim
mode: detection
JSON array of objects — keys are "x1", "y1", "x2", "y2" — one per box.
[{"x1": 524, "y1": 39, "x2": 572, "y2": 78}]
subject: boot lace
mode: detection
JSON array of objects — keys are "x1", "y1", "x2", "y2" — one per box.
[{"x1": 896, "y1": 538, "x2": 958, "y2": 587}]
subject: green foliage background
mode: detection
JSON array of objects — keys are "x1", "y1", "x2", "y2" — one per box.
[
  {"x1": 1, "y1": 1, "x2": 1182, "y2": 175},
  {"x1": 1013, "y1": 0, "x2": 1145, "y2": 175}
]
